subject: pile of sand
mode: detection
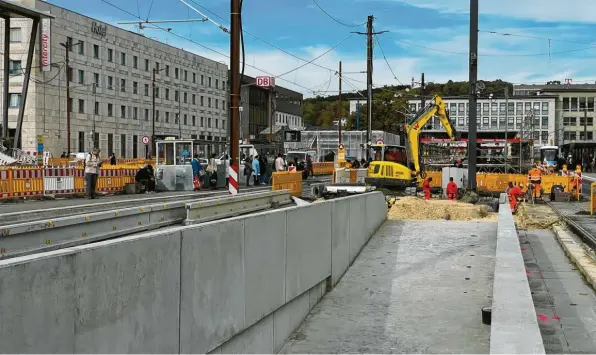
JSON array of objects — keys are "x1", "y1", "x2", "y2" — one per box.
[
  {"x1": 515, "y1": 203, "x2": 560, "y2": 230},
  {"x1": 388, "y1": 196, "x2": 497, "y2": 221}
]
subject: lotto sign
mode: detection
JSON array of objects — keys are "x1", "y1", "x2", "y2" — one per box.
[
  {"x1": 256, "y1": 76, "x2": 275, "y2": 88},
  {"x1": 142, "y1": 136, "x2": 150, "y2": 145}
]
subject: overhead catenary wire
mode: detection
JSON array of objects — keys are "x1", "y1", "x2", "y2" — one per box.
[
  {"x1": 373, "y1": 29, "x2": 403, "y2": 85},
  {"x1": 479, "y1": 29, "x2": 596, "y2": 46},
  {"x1": 181, "y1": 0, "x2": 366, "y2": 85},
  {"x1": 310, "y1": 0, "x2": 366, "y2": 28},
  {"x1": 99, "y1": 0, "x2": 347, "y2": 94}
]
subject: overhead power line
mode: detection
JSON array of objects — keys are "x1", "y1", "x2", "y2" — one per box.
[
  {"x1": 98, "y1": 0, "x2": 341, "y2": 94},
  {"x1": 373, "y1": 30, "x2": 403, "y2": 85},
  {"x1": 310, "y1": 0, "x2": 366, "y2": 28},
  {"x1": 479, "y1": 29, "x2": 596, "y2": 46},
  {"x1": 181, "y1": 0, "x2": 366, "y2": 84}
]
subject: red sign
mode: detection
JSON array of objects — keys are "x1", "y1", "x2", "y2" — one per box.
[
  {"x1": 288, "y1": 165, "x2": 296, "y2": 172},
  {"x1": 142, "y1": 135, "x2": 150, "y2": 145},
  {"x1": 376, "y1": 138, "x2": 384, "y2": 144},
  {"x1": 256, "y1": 76, "x2": 275, "y2": 88}
]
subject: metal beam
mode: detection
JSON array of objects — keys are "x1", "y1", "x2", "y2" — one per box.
[
  {"x1": 13, "y1": 18, "x2": 38, "y2": 149},
  {"x1": 2, "y1": 16, "x2": 9, "y2": 140}
]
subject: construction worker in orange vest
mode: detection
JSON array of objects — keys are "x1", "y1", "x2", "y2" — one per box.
[
  {"x1": 422, "y1": 177, "x2": 433, "y2": 200},
  {"x1": 446, "y1": 177, "x2": 458, "y2": 201}
]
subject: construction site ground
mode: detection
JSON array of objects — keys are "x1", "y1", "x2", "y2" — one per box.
[{"x1": 517, "y1": 202, "x2": 596, "y2": 353}]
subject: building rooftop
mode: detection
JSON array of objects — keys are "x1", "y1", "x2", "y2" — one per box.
[{"x1": 0, "y1": 0, "x2": 54, "y2": 19}]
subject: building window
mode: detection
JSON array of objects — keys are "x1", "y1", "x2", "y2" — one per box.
[
  {"x1": 201, "y1": 75, "x2": 204, "y2": 85},
  {"x1": 8, "y1": 93, "x2": 21, "y2": 108},
  {"x1": 121, "y1": 105, "x2": 126, "y2": 119},
  {"x1": 79, "y1": 132, "x2": 85, "y2": 152},
  {"x1": 145, "y1": 108, "x2": 149, "y2": 121},
  {"x1": 133, "y1": 81, "x2": 138, "y2": 94},
  {"x1": 166, "y1": 112, "x2": 170, "y2": 123},
  {"x1": 155, "y1": 62, "x2": 160, "y2": 71},
  {"x1": 108, "y1": 48, "x2": 113, "y2": 62},
  {"x1": 193, "y1": 73, "x2": 196, "y2": 83},
  {"x1": 93, "y1": 44, "x2": 99, "y2": 59},
  {"x1": 145, "y1": 59, "x2": 149, "y2": 71},
  {"x1": 155, "y1": 87, "x2": 159, "y2": 99},
  {"x1": 133, "y1": 107, "x2": 138, "y2": 120},
  {"x1": 78, "y1": 40, "x2": 84, "y2": 55},
  {"x1": 175, "y1": 67, "x2": 179, "y2": 79},
  {"x1": 208, "y1": 117, "x2": 212, "y2": 128},
  {"x1": 67, "y1": 67, "x2": 73, "y2": 82},
  {"x1": 8, "y1": 60, "x2": 21, "y2": 75},
  {"x1": 215, "y1": 119, "x2": 219, "y2": 129},
  {"x1": 66, "y1": 36, "x2": 73, "y2": 49},
  {"x1": 208, "y1": 98, "x2": 211, "y2": 107},
  {"x1": 589, "y1": 97, "x2": 595, "y2": 112},
  {"x1": 184, "y1": 92, "x2": 188, "y2": 103},
  {"x1": 68, "y1": 98, "x2": 73, "y2": 112},
  {"x1": 223, "y1": 100, "x2": 226, "y2": 111},
  {"x1": 542, "y1": 117, "x2": 548, "y2": 127},
  {"x1": 192, "y1": 94, "x2": 196, "y2": 105},
  {"x1": 208, "y1": 77, "x2": 212, "y2": 87},
  {"x1": 78, "y1": 99, "x2": 84, "y2": 113},
  {"x1": 507, "y1": 102, "x2": 514, "y2": 115},
  {"x1": 184, "y1": 114, "x2": 188, "y2": 125},
  {"x1": 563, "y1": 117, "x2": 576, "y2": 126},
  {"x1": 541, "y1": 131, "x2": 548, "y2": 142},
  {"x1": 200, "y1": 96, "x2": 204, "y2": 106},
  {"x1": 121, "y1": 134, "x2": 126, "y2": 158},
  {"x1": 144, "y1": 83, "x2": 149, "y2": 96},
  {"x1": 541, "y1": 102, "x2": 549, "y2": 115},
  {"x1": 192, "y1": 115, "x2": 196, "y2": 126},
  {"x1": 580, "y1": 117, "x2": 594, "y2": 126},
  {"x1": 166, "y1": 88, "x2": 170, "y2": 100},
  {"x1": 120, "y1": 79, "x2": 126, "y2": 92},
  {"x1": 175, "y1": 90, "x2": 179, "y2": 102},
  {"x1": 9, "y1": 28, "x2": 21, "y2": 43},
  {"x1": 133, "y1": 55, "x2": 138, "y2": 69},
  {"x1": 120, "y1": 52, "x2": 126, "y2": 66},
  {"x1": 165, "y1": 65, "x2": 170, "y2": 77},
  {"x1": 563, "y1": 97, "x2": 570, "y2": 111},
  {"x1": 200, "y1": 116, "x2": 204, "y2": 127},
  {"x1": 156, "y1": 111, "x2": 160, "y2": 122},
  {"x1": 184, "y1": 70, "x2": 188, "y2": 81},
  {"x1": 94, "y1": 101, "x2": 99, "y2": 115},
  {"x1": 108, "y1": 103, "x2": 113, "y2": 117},
  {"x1": 174, "y1": 113, "x2": 179, "y2": 124},
  {"x1": 78, "y1": 70, "x2": 84, "y2": 84},
  {"x1": 491, "y1": 103, "x2": 497, "y2": 113},
  {"x1": 215, "y1": 99, "x2": 218, "y2": 109},
  {"x1": 571, "y1": 97, "x2": 578, "y2": 111},
  {"x1": 94, "y1": 73, "x2": 99, "y2": 85}
]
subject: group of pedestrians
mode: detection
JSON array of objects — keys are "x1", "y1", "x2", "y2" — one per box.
[
  {"x1": 244, "y1": 155, "x2": 270, "y2": 187},
  {"x1": 191, "y1": 153, "x2": 226, "y2": 190}
]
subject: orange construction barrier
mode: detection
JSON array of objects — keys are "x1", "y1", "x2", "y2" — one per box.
[
  {"x1": 96, "y1": 167, "x2": 123, "y2": 193},
  {"x1": 121, "y1": 167, "x2": 137, "y2": 186},
  {"x1": 73, "y1": 167, "x2": 85, "y2": 194},
  {"x1": 10, "y1": 167, "x2": 44, "y2": 198},
  {"x1": 272, "y1": 171, "x2": 302, "y2": 197},
  {"x1": 0, "y1": 169, "x2": 12, "y2": 199}
]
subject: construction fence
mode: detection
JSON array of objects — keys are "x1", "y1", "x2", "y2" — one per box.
[{"x1": 0, "y1": 165, "x2": 145, "y2": 200}]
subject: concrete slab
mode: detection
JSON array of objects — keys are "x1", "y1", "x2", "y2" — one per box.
[
  {"x1": 220, "y1": 313, "x2": 274, "y2": 354},
  {"x1": 523, "y1": 229, "x2": 596, "y2": 354},
  {"x1": 243, "y1": 209, "x2": 287, "y2": 326},
  {"x1": 72, "y1": 230, "x2": 181, "y2": 353},
  {"x1": 331, "y1": 198, "x2": 350, "y2": 286},
  {"x1": 348, "y1": 196, "x2": 366, "y2": 264},
  {"x1": 272, "y1": 290, "x2": 310, "y2": 352},
  {"x1": 285, "y1": 203, "x2": 332, "y2": 302},
  {"x1": 179, "y1": 219, "x2": 246, "y2": 354},
  {"x1": 280, "y1": 220, "x2": 496, "y2": 354},
  {"x1": 0, "y1": 251, "x2": 76, "y2": 353}
]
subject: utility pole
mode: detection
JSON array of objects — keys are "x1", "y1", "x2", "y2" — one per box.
[
  {"x1": 93, "y1": 83, "x2": 97, "y2": 149},
  {"x1": 178, "y1": 83, "x2": 182, "y2": 139},
  {"x1": 584, "y1": 108, "x2": 588, "y2": 141},
  {"x1": 64, "y1": 43, "x2": 71, "y2": 155},
  {"x1": 504, "y1": 86, "x2": 509, "y2": 172},
  {"x1": 366, "y1": 15, "x2": 373, "y2": 157},
  {"x1": 152, "y1": 68, "x2": 156, "y2": 156},
  {"x1": 467, "y1": 0, "x2": 479, "y2": 190},
  {"x1": 338, "y1": 61, "x2": 342, "y2": 144},
  {"x1": 229, "y1": 0, "x2": 240, "y2": 194},
  {"x1": 420, "y1": 72, "x2": 425, "y2": 108},
  {"x1": 356, "y1": 102, "x2": 360, "y2": 130}
]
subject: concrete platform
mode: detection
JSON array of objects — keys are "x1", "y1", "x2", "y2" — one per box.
[
  {"x1": 280, "y1": 219, "x2": 497, "y2": 354},
  {"x1": 521, "y1": 229, "x2": 596, "y2": 354}
]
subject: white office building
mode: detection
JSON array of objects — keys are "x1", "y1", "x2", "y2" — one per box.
[{"x1": 2, "y1": 0, "x2": 229, "y2": 158}]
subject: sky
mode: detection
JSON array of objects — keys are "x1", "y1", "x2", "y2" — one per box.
[{"x1": 49, "y1": 0, "x2": 596, "y2": 97}]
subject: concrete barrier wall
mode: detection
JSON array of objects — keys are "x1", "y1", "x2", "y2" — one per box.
[
  {"x1": 490, "y1": 194, "x2": 545, "y2": 354},
  {"x1": 0, "y1": 191, "x2": 387, "y2": 353}
]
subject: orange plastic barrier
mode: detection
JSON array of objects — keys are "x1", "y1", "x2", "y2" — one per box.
[
  {"x1": 74, "y1": 168, "x2": 85, "y2": 193},
  {"x1": 312, "y1": 162, "x2": 334, "y2": 175},
  {"x1": 349, "y1": 169, "x2": 358, "y2": 183},
  {"x1": 121, "y1": 168, "x2": 137, "y2": 186},
  {"x1": 10, "y1": 168, "x2": 44, "y2": 198},
  {"x1": 272, "y1": 171, "x2": 302, "y2": 197},
  {"x1": 0, "y1": 169, "x2": 12, "y2": 199},
  {"x1": 97, "y1": 167, "x2": 123, "y2": 193}
]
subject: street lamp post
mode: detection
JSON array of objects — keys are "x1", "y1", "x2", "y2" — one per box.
[{"x1": 60, "y1": 40, "x2": 82, "y2": 155}]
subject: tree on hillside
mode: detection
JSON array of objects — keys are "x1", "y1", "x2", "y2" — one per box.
[{"x1": 346, "y1": 90, "x2": 408, "y2": 135}]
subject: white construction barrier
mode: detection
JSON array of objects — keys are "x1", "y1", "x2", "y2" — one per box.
[{"x1": 43, "y1": 168, "x2": 75, "y2": 196}]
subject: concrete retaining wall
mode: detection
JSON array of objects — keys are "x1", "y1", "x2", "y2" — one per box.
[
  {"x1": 490, "y1": 194, "x2": 545, "y2": 354},
  {"x1": 0, "y1": 191, "x2": 387, "y2": 353}
]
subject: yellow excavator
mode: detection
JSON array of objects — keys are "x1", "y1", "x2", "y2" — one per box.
[{"x1": 365, "y1": 95, "x2": 458, "y2": 189}]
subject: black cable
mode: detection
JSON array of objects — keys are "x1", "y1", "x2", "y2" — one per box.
[
  {"x1": 373, "y1": 30, "x2": 403, "y2": 85},
  {"x1": 146, "y1": 0, "x2": 155, "y2": 21},
  {"x1": 310, "y1": 0, "x2": 366, "y2": 28}
]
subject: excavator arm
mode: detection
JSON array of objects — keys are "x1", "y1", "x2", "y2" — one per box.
[{"x1": 405, "y1": 95, "x2": 458, "y2": 177}]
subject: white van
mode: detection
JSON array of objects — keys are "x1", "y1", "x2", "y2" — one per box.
[{"x1": 285, "y1": 150, "x2": 317, "y2": 166}]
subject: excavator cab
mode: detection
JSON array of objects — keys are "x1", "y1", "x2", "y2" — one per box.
[{"x1": 365, "y1": 144, "x2": 417, "y2": 190}]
